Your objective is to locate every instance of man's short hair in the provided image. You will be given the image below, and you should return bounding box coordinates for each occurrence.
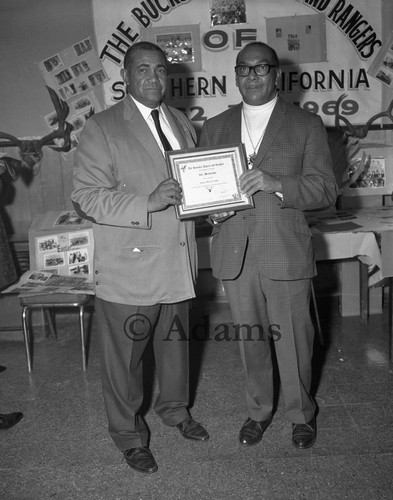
[236,42,279,67]
[123,42,167,70]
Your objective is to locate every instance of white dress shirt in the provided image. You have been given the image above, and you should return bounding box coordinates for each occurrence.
[130,96,180,154]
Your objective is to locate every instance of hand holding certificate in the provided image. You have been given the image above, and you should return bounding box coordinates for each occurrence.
[166,143,254,219]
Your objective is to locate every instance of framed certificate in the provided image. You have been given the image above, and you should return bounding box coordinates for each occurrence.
[166,143,254,219]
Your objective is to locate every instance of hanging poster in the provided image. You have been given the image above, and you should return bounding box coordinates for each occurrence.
[92,0,385,129]
[38,37,107,147]
[39,37,108,101]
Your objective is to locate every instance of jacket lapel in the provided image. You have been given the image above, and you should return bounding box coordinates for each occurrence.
[225,104,243,145]
[161,103,189,149]
[251,98,286,169]
[122,95,168,174]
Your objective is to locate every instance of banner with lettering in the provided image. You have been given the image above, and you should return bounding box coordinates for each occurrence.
[92,0,385,130]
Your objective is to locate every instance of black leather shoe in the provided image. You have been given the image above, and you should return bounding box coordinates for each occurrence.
[239,417,272,446]
[123,447,158,474]
[292,418,316,449]
[176,417,209,441]
[0,412,23,431]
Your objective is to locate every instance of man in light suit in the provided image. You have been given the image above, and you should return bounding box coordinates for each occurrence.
[72,42,208,475]
[199,42,338,449]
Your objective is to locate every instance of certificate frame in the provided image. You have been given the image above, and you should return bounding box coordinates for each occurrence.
[166,143,254,219]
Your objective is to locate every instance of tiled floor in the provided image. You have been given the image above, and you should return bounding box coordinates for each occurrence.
[1,293,393,499]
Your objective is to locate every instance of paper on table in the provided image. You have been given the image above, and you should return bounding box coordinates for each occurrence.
[1,270,94,296]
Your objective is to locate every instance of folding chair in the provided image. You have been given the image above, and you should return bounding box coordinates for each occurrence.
[20,293,93,372]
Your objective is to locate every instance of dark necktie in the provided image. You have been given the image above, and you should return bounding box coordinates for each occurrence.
[151,108,172,152]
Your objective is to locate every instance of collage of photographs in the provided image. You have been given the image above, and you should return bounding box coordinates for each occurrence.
[36,229,92,277]
[42,38,107,101]
[28,211,94,279]
[39,37,107,149]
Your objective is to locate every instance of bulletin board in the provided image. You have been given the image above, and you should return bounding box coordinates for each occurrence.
[28,210,94,278]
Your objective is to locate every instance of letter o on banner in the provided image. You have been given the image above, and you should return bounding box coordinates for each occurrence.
[203,30,229,50]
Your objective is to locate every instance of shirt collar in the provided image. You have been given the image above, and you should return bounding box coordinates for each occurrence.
[130,95,163,121]
[243,93,278,113]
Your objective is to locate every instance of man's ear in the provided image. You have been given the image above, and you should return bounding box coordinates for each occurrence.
[275,67,282,87]
[120,68,128,84]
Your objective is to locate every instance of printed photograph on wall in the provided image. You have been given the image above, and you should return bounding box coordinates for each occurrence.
[71,60,91,78]
[156,32,194,64]
[342,148,393,196]
[210,0,246,26]
[349,157,386,188]
[368,30,393,88]
[73,38,93,57]
[266,13,327,64]
[43,53,63,73]
[141,25,202,73]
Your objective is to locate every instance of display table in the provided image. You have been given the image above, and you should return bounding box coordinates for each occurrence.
[310,207,393,278]
[310,207,393,321]
[3,207,392,327]
[196,206,393,321]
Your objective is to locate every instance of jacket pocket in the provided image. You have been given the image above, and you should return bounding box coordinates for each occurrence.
[122,245,161,256]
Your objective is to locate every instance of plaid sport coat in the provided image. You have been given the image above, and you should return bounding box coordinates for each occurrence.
[199,97,338,281]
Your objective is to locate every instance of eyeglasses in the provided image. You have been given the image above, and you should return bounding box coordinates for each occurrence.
[234,64,277,77]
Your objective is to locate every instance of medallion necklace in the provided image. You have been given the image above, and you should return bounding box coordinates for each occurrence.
[242,109,266,166]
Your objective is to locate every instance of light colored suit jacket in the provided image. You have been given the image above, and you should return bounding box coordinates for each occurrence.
[199,97,338,281]
[72,95,198,305]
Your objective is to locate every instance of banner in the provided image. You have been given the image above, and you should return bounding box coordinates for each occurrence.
[92,0,386,129]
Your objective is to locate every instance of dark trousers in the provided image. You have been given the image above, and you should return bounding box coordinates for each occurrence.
[95,298,190,450]
[223,254,316,424]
